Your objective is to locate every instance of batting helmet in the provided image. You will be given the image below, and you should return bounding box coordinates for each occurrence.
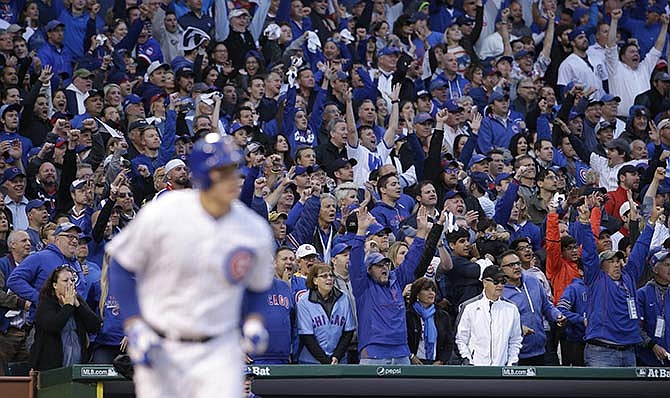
[188,133,242,189]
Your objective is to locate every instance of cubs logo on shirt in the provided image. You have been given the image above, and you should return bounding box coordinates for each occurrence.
[223,248,255,284]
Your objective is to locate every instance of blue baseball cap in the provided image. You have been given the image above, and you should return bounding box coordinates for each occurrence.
[488,90,509,104]
[568,111,583,120]
[649,3,666,14]
[54,222,82,236]
[468,154,492,169]
[294,165,313,176]
[45,20,64,31]
[414,112,435,124]
[444,190,464,200]
[495,55,513,66]
[572,7,589,23]
[230,122,252,135]
[600,93,621,103]
[366,223,391,237]
[429,78,448,91]
[2,167,25,184]
[335,71,349,81]
[494,172,512,185]
[445,100,463,112]
[470,171,491,191]
[568,27,587,41]
[514,50,534,60]
[331,243,351,258]
[122,94,142,110]
[329,158,357,171]
[457,14,476,25]
[25,199,46,214]
[364,252,391,268]
[378,46,401,57]
[70,179,87,192]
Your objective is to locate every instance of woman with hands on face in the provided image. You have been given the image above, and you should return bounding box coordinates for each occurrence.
[31,266,101,370]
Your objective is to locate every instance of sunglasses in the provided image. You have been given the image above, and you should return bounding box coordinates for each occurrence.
[117,192,133,198]
[484,278,506,285]
[444,168,459,174]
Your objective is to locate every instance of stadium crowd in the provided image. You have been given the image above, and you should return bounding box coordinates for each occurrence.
[1,0,670,380]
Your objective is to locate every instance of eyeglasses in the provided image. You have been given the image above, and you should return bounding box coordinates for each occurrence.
[484,278,506,285]
[318,273,335,279]
[58,233,80,242]
[372,259,392,268]
[117,192,133,198]
[501,261,522,268]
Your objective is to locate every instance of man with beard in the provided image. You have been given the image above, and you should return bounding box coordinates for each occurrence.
[604,165,640,222]
[26,161,58,216]
[557,27,605,99]
[164,159,190,191]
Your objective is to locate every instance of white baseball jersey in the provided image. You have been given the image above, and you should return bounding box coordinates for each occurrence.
[106,190,275,339]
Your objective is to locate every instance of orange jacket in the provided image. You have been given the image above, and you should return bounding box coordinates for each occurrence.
[545,208,601,305]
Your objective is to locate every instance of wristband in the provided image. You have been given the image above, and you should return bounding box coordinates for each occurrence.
[391,100,399,104]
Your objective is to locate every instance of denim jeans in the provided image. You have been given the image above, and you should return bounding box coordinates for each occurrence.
[584,343,636,367]
[359,356,410,365]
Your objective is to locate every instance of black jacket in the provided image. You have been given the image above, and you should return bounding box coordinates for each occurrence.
[31,293,101,371]
[406,306,454,363]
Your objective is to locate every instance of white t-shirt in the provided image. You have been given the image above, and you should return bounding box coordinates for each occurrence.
[557,53,605,99]
[106,191,275,337]
[347,141,393,186]
[606,46,661,116]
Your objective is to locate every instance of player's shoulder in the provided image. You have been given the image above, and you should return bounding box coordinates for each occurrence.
[230,200,272,231]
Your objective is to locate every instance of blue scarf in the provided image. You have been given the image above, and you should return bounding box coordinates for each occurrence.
[412,301,437,361]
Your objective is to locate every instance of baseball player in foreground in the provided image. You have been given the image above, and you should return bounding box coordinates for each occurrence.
[107,134,274,398]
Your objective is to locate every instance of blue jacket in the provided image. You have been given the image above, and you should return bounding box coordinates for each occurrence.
[0,254,27,333]
[6,243,82,322]
[370,202,405,237]
[93,291,125,347]
[58,9,104,62]
[557,278,588,342]
[584,224,653,345]
[477,113,524,154]
[636,280,670,366]
[493,179,542,252]
[297,287,355,364]
[504,273,561,358]
[242,278,293,364]
[350,234,426,359]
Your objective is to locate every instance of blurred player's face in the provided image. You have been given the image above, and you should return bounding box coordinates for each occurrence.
[207,165,242,206]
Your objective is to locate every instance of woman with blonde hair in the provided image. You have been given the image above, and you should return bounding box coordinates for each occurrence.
[296,263,355,364]
[388,241,409,270]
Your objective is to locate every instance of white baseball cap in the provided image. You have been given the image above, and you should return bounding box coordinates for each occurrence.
[296,244,318,259]
[165,159,186,175]
[619,201,637,218]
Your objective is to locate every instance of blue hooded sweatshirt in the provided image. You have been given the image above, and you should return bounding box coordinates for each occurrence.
[584,224,653,345]
[504,273,561,359]
[6,243,83,322]
[636,280,670,366]
[557,278,588,342]
[350,234,426,359]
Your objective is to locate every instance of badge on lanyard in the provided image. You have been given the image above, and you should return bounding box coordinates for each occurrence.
[655,317,666,338]
[627,296,638,320]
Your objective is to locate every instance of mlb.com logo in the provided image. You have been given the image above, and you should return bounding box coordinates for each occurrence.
[502,367,536,377]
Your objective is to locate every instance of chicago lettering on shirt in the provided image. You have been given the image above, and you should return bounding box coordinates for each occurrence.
[267,293,290,309]
[312,313,348,329]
